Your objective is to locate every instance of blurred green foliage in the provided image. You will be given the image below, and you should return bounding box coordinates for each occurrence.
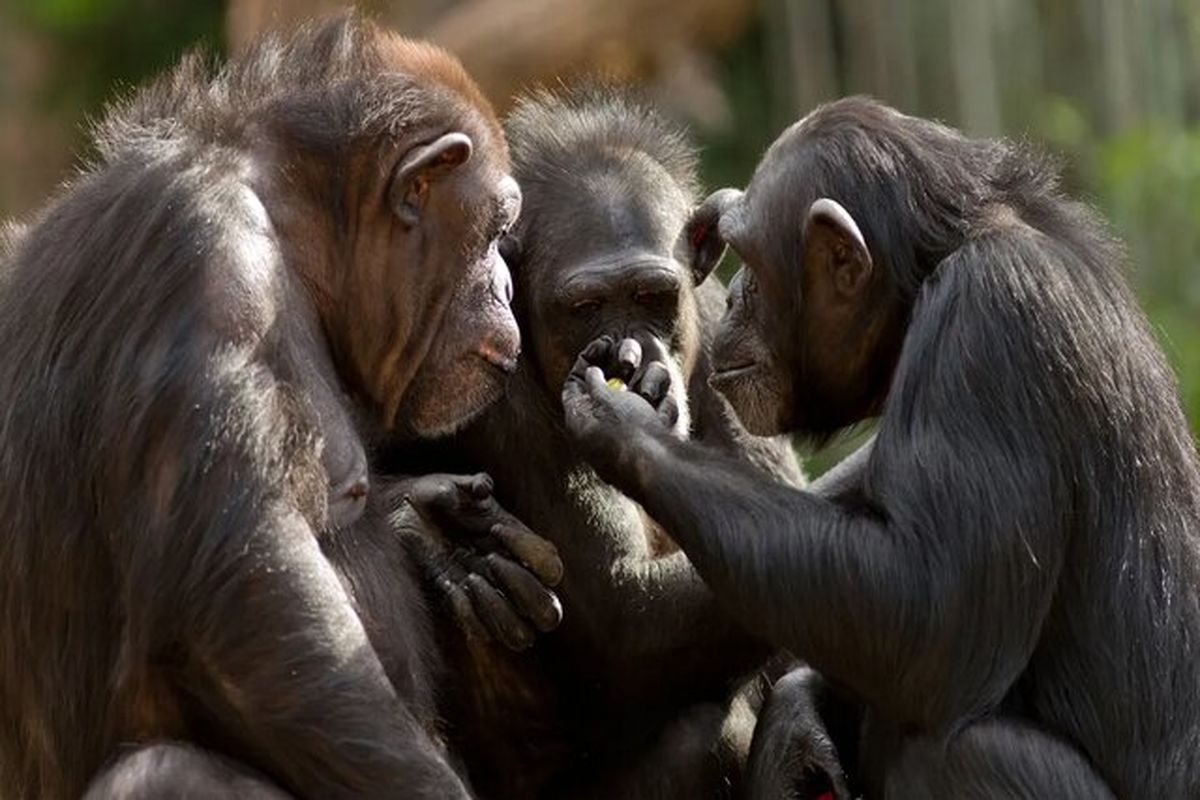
[10,0,222,127]
[700,22,1200,449]
[1038,100,1200,431]
[2,0,1197,458]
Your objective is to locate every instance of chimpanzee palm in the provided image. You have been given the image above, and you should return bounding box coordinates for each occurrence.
[563,97,1200,797]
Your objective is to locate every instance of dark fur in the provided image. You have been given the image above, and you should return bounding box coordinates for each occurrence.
[0,16,522,800]
[564,97,1200,797]
[390,87,804,798]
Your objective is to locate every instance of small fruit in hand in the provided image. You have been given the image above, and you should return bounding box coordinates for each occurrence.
[606,376,627,391]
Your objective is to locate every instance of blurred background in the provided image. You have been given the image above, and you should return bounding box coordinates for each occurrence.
[2,0,1198,461]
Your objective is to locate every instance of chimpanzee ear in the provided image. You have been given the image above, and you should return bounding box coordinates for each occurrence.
[803,198,872,298]
[391,132,474,228]
[678,188,741,285]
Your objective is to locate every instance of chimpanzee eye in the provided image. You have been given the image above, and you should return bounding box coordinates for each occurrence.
[634,289,676,308]
[571,299,602,316]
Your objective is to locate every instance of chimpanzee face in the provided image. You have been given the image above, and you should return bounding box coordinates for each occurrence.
[267,58,524,439]
[350,110,522,438]
[702,126,902,439]
[390,134,523,438]
[509,152,701,419]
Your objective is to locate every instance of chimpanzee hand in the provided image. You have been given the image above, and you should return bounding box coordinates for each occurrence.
[391,473,564,651]
[561,335,680,475]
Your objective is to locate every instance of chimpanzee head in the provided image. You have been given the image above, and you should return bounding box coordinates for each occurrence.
[688,97,982,439]
[241,20,521,437]
[501,87,707,434]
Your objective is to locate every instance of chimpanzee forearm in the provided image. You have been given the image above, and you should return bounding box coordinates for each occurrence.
[556,440,870,689]
[542,477,770,687]
[601,427,1056,729]
[806,437,873,499]
[599,550,771,686]
[179,493,467,800]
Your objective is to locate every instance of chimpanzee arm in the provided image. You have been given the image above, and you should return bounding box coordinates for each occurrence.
[121,350,469,800]
[549,431,865,687]
[806,438,873,499]
[541,470,772,690]
[457,372,774,685]
[564,234,1072,730]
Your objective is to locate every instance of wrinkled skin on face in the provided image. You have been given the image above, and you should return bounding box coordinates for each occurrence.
[703,158,906,439]
[395,163,523,438]
[507,145,700,438]
[263,73,524,441]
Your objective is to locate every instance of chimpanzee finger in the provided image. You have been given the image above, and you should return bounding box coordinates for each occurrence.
[465,574,536,651]
[435,472,493,513]
[614,338,643,381]
[638,336,671,366]
[568,365,612,403]
[439,574,492,643]
[404,473,489,519]
[464,472,493,501]
[450,549,544,641]
[575,335,617,372]
[491,521,564,586]
[657,394,680,428]
[485,553,564,632]
[635,361,672,406]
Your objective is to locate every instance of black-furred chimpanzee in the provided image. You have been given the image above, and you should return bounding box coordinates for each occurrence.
[386,87,809,799]
[561,96,1200,798]
[0,16,563,800]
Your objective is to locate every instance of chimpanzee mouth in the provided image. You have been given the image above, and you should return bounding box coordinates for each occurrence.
[476,345,520,375]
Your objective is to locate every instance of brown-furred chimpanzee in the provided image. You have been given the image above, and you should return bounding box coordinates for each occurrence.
[0,16,563,800]
[385,87,810,799]
[561,96,1200,798]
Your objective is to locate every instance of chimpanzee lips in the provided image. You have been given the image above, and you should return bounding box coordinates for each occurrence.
[477,343,520,374]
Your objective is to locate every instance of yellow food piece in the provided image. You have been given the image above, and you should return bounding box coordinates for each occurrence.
[606,377,627,391]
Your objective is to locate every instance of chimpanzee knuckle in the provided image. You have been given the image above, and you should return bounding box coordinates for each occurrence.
[423,479,456,511]
[492,522,560,577]
[485,553,561,629]
[451,546,491,578]
[580,335,614,365]
[468,472,495,499]
[635,362,670,403]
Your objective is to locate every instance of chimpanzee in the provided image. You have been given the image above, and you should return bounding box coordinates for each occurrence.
[562,96,1200,798]
[0,16,561,800]
[388,86,809,799]
[0,221,23,259]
